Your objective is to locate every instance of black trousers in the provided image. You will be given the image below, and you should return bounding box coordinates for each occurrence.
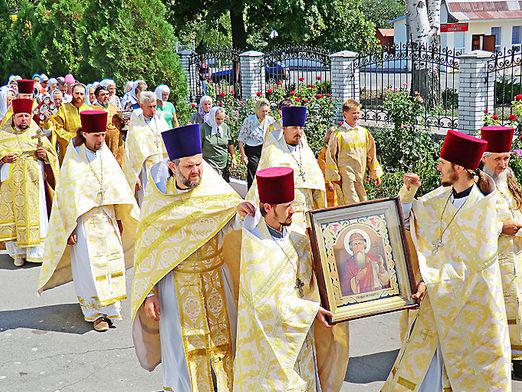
[244,144,262,190]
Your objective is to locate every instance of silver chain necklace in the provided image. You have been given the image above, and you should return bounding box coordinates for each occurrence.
[432,192,468,255]
[86,148,105,204]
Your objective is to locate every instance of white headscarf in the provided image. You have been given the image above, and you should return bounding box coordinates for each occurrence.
[204,106,225,137]
[198,95,212,118]
[0,87,15,119]
[100,78,115,89]
[154,84,170,102]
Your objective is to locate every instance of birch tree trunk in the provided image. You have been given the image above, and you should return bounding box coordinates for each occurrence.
[407,0,441,109]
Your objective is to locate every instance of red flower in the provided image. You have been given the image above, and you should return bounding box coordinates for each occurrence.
[267,89,273,94]
[515,94,522,101]
[316,93,323,99]
[310,85,316,89]
[303,98,309,103]
[295,97,301,102]
[492,114,499,120]
[219,92,226,98]
[509,114,517,121]
[338,121,343,126]
[298,77,305,82]
[290,90,295,96]
[277,81,283,85]
[483,109,489,114]
[230,89,235,95]
[326,93,331,97]
[218,102,223,107]
[256,91,262,97]
[316,75,321,80]
[191,103,196,108]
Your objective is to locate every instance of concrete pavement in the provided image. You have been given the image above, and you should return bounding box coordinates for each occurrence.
[1,254,520,391]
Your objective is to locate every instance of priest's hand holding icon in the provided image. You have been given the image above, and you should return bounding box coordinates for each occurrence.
[412,281,426,304]
[67,232,77,245]
[144,295,161,321]
[237,201,255,218]
[316,307,333,328]
[36,146,47,160]
[1,154,17,163]
[502,218,522,236]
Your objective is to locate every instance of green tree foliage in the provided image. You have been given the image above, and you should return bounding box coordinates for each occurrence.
[79,0,187,114]
[0,0,40,80]
[166,0,378,52]
[33,0,87,76]
[361,0,405,28]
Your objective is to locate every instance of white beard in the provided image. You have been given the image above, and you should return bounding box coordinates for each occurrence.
[483,166,509,189]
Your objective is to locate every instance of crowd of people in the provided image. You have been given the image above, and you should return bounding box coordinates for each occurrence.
[0,72,521,391]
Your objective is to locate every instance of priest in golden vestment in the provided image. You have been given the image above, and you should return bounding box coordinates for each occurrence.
[123,91,169,206]
[234,167,340,391]
[130,124,248,392]
[383,130,511,391]
[38,110,139,332]
[51,82,91,163]
[90,85,124,166]
[0,98,58,266]
[245,106,348,391]
[481,125,522,378]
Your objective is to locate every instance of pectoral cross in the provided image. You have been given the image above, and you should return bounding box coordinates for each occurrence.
[431,239,443,255]
[31,128,46,147]
[295,277,305,298]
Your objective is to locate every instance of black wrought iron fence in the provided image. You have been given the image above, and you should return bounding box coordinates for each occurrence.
[258,45,332,95]
[187,47,241,102]
[487,46,522,123]
[357,43,461,133]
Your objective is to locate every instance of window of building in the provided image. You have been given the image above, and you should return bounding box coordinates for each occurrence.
[513,26,522,47]
[491,26,502,52]
[454,32,465,51]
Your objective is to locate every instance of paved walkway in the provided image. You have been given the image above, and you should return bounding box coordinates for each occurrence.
[0,255,520,391]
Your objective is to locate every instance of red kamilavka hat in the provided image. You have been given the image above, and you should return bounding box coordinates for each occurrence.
[80,110,108,133]
[481,126,514,153]
[17,79,34,94]
[440,129,488,170]
[11,98,33,114]
[257,167,295,204]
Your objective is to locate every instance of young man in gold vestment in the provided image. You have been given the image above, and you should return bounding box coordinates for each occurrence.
[130,124,250,392]
[325,99,383,205]
[38,110,139,332]
[481,125,522,378]
[0,98,58,266]
[384,130,511,391]
[234,166,336,391]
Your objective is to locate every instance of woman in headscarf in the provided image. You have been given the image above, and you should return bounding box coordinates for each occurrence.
[121,80,147,110]
[154,84,179,128]
[0,87,16,121]
[85,83,96,105]
[200,106,237,179]
[190,95,212,125]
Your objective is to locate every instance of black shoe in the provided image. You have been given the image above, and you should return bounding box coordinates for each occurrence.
[513,360,522,380]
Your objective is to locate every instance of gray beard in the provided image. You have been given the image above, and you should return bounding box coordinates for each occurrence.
[483,166,509,189]
[355,252,366,268]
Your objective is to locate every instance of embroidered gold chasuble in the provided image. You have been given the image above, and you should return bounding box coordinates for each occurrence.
[383,184,511,391]
[245,129,326,227]
[130,161,242,391]
[234,218,320,391]
[123,113,169,192]
[324,124,383,205]
[37,143,139,302]
[0,122,58,255]
[496,183,522,359]
[51,102,91,163]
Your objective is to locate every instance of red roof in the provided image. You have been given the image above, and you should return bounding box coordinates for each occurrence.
[447,0,522,20]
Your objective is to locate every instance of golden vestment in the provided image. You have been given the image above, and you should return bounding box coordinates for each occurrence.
[130,161,242,391]
[496,182,522,360]
[51,102,91,163]
[91,103,124,167]
[325,124,383,205]
[0,122,58,259]
[384,184,511,391]
[317,146,337,207]
[37,143,139,303]
[123,112,169,194]
[234,218,320,391]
